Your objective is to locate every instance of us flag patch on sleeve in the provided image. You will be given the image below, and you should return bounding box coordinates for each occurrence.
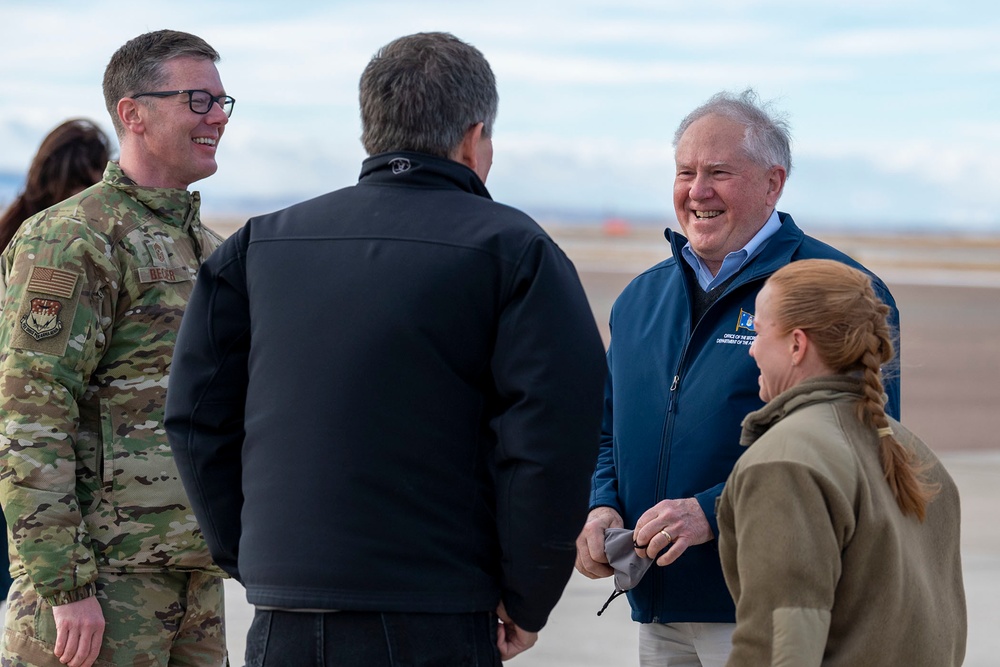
[11,265,81,356]
[26,266,78,298]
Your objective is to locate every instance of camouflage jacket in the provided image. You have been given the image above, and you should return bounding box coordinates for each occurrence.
[0,162,225,605]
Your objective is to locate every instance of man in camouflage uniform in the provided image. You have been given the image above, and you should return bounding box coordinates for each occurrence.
[0,30,233,667]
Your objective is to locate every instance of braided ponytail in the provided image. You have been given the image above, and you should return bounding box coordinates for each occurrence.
[765,259,938,520]
[857,314,939,520]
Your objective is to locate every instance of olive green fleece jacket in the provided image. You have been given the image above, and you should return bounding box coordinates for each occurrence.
[718,375,966,666]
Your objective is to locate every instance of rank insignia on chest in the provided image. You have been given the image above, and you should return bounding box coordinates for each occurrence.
[21,297,64,341]
[145,239,170,266]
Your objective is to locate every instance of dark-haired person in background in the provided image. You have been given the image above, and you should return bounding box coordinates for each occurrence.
[0,118,113,251]
[0,29,233,667]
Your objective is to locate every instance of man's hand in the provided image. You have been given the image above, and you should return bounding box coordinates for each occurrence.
[52,596,105,667]
[574,506,624,578]
[633,497,713,566]
[495,601,538,661]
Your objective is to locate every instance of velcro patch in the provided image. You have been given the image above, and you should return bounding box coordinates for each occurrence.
[20,298,65,340]
[145,239,170,267]
[26,265,78,298]
[12,285,80,357]
[137,266,190,284]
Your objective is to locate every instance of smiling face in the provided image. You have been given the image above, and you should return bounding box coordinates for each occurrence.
[748,283,797,402]
[673,113,786,274]
[124,56,228,189]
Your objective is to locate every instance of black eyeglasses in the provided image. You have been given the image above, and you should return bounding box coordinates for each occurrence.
[132,89,236,117]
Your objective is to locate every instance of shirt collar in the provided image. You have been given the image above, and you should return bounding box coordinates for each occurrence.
[681,209,782,291]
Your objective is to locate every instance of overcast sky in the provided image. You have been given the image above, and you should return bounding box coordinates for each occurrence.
[2,0,998,232]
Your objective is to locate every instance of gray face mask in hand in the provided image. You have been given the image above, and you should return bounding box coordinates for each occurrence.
[597,527,654,616]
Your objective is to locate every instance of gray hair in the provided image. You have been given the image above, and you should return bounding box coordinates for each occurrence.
[673,88,792,176]
[359,32,499,158]
[103,30,221,139]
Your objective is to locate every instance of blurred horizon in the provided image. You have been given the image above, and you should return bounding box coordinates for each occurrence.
[5,168,1000,240]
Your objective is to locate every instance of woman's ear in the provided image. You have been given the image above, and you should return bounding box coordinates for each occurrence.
[789,328,808,366]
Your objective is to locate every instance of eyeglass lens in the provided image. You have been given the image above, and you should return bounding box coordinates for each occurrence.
[189,91,235,116]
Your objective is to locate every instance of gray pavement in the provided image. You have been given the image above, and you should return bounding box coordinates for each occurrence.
[222,450,998,665]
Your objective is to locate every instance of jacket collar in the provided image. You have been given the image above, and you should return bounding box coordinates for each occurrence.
[359,151,493,200]
[665,211,804,290]
[739,374,865,447]
[104,161,200,230]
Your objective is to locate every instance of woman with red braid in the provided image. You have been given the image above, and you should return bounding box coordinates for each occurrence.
[717,258,966,666]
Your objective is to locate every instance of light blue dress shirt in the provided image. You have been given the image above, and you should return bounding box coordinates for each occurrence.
[680,210,782,291]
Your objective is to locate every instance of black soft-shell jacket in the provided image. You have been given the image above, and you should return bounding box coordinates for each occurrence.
[165,152,607,632]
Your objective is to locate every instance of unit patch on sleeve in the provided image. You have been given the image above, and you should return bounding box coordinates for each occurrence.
[21,298,64,340]
[11,265,82,356]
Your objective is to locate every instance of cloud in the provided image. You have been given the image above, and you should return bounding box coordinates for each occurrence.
[798,132,1000,191]
[488,133,673,214]
[786,137,1000,229]
[493,53,849,86]
[2,0,999,231]
[810,26,1000,57]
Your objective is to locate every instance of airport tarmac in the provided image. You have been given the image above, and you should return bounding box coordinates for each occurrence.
[221,450,999,665]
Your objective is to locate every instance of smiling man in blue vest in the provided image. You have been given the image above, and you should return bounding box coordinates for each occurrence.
[575,88,901,667]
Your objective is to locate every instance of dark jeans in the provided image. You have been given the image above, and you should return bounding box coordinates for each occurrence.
[245,608,502,666]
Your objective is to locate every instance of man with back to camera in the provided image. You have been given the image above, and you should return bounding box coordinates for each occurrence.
[0,30,233,667]
[165,31,607,666]
[574,89,901,666]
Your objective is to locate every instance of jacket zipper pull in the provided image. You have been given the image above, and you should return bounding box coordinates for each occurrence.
[667,375,680,413]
